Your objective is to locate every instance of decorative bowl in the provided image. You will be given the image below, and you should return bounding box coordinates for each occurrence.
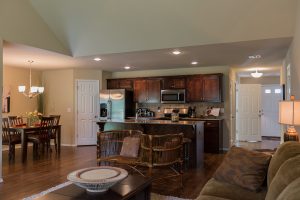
[67,166,128,193]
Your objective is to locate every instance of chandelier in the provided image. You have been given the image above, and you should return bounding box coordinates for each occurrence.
[251,69,263,78]
[18,60,44,98]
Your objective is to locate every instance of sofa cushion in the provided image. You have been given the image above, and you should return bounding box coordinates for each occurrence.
[267,142,300,187]
[266,155,300,200]
[276,177,300,200]
[213,146,271,191]
[199,178,267,200]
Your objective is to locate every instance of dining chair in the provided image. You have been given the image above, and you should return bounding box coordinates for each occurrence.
[49,115,60,152]
[28,116,55,157]
[2,118,21,160]
[8,116,24,126]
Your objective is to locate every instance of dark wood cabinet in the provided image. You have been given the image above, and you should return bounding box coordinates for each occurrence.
[108,73,222,103]
[202,75,222,102]
[162,77,186,89]
[186,76,204,102]
[107,79,133,89]
[204,120,223,153]
[133,79,161,103]
[186,74,222,102]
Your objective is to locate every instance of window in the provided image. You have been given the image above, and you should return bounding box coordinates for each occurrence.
[275,89,281,94]
[265,89,271,94]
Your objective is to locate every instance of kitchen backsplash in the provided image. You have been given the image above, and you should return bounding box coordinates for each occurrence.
[137,102,224,118]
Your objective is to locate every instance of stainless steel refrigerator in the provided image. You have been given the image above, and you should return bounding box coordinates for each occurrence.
[99,89,134,120]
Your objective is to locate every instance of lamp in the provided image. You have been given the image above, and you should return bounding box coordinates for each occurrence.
[251,69,263,78]
[279,95,300,141]
[18,60,44,98]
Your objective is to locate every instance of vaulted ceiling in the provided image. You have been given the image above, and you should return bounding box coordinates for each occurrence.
[3,0,298,71]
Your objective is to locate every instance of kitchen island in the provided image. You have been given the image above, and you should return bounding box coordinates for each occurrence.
[96,119,204,168]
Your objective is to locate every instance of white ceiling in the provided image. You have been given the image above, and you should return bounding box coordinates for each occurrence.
[3,1,297,71]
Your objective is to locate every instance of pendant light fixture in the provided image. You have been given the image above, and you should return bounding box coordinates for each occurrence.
[18,60,44,98]
[251,69,263,78]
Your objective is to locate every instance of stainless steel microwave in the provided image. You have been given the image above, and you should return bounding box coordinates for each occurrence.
[161,89,185,104]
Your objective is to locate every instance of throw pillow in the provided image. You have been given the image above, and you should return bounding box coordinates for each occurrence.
[120,137,140,158]
[213,146,272,191]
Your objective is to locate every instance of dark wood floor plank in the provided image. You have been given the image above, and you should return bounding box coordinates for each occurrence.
[0,146,224,200]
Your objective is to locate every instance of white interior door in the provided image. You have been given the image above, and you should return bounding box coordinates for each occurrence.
[236,84,262,141]
[77,80,99,145]
[261,85,282,137]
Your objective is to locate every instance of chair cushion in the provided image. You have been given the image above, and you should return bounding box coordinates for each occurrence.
[120,137,140,158]
[266,155,300,200]
[267,142,300,187]
[276,177,300,200]
[213,146,271,191]
[200,178,267,200]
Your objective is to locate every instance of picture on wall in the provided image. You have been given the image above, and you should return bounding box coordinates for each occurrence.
[2,86,11,113]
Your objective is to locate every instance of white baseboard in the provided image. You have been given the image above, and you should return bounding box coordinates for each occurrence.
[61,144,77,147]
[221,148,229,152]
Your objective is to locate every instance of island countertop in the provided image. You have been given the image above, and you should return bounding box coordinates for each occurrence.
[96,119,205,168]
[96,119,202,126]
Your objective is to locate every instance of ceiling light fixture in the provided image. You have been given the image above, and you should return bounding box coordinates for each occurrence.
[191,61,198,65]
[18,60,44,98]
[172,50,181,55]
[124,66,131,70]
[248,55,261,59]
[93,57,102,61]
[251,69,263,78]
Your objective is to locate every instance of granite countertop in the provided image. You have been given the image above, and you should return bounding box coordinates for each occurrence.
[125,117,224,121]
[97,119,203,126]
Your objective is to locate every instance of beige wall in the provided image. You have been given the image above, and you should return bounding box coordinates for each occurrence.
[239,76,280,85]
[110,66,231,149]
[74,69,102,88]
[284,1,300,133]
[42,69,74,145]
[42,68,103,145]
[3,66,41,117]
[0,39,3,181]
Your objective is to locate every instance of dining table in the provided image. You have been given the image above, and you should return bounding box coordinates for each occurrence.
[9,124,62,162]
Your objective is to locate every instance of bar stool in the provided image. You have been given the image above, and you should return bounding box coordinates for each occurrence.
[183,137,192,169]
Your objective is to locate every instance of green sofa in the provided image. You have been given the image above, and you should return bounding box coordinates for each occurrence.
[197,142,300,200]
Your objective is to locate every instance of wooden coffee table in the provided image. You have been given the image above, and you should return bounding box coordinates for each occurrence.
[36,175,152,200]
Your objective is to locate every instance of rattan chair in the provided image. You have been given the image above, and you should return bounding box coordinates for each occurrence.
[2,118,21,160]
[97,130,144,176]
[49,115,60,152]
[140,133,184,187]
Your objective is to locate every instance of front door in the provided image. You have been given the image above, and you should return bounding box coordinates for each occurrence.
[236,84,261,141]
[261,85,282,137]
[77,80,99,145]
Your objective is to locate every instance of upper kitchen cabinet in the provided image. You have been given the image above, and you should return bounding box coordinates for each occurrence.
[162,77,186,89]
[134,79,161,103]
[186,74,222,102]
[107,79,133,90]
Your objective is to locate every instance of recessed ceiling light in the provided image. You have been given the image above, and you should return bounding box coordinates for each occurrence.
[172,50,181,55]
[248,55,261,59]
[124,66,131,70]
[93,57,102,61]
[191,61,198,65]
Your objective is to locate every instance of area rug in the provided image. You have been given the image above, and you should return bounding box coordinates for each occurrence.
[23,181,193,200]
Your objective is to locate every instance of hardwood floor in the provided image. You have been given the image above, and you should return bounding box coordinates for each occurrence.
[0,146,224,200]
